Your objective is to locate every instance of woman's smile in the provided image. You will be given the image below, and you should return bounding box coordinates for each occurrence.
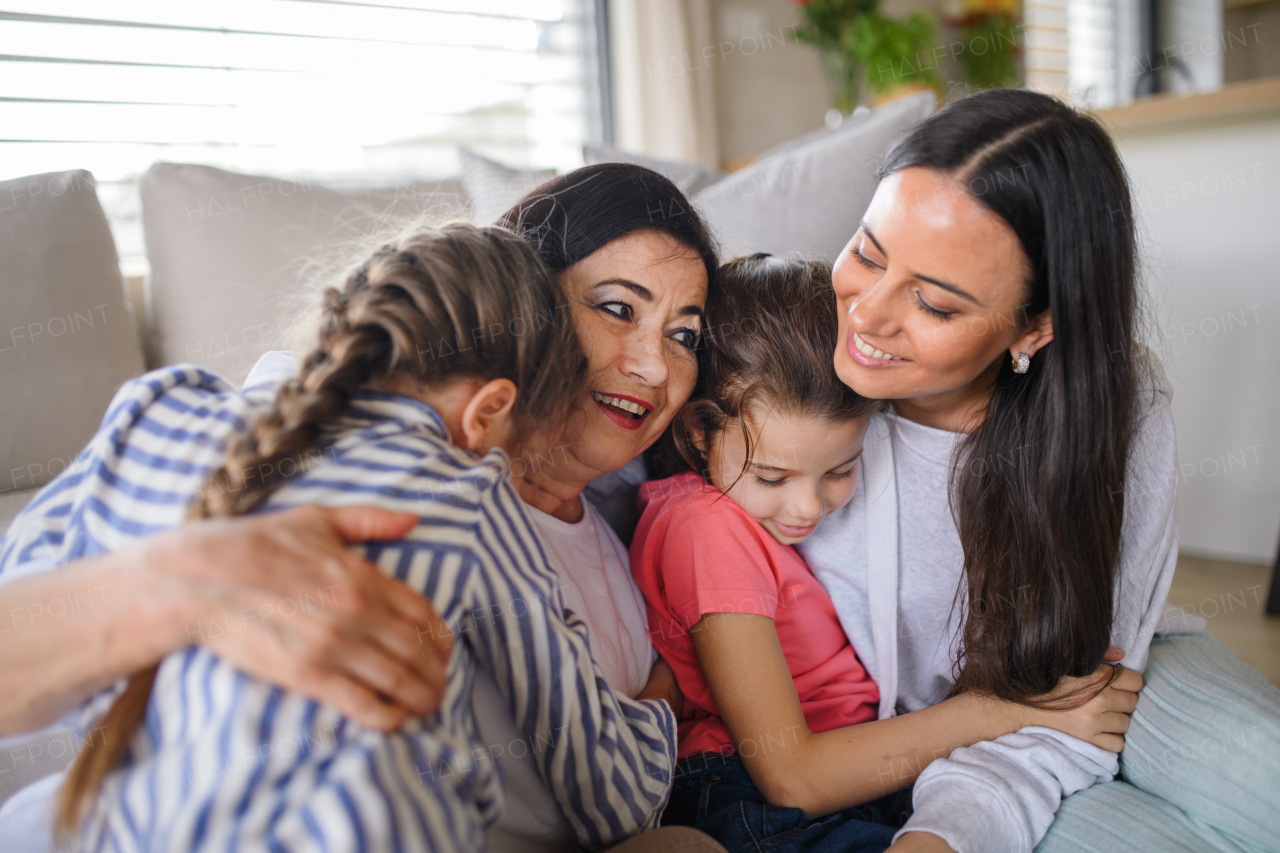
[590,390,654,431]
[847,330,907,367]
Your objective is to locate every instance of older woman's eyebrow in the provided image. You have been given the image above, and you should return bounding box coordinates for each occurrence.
[596,278,703,318]
[596,278,652,300]
[860,222,984,307]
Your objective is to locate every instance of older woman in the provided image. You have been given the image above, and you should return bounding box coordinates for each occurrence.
[0,164,724,853]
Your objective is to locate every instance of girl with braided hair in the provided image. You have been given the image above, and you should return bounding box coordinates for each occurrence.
[0,223,687,852]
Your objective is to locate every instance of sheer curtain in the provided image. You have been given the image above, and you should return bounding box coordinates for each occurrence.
[608,0,720,169]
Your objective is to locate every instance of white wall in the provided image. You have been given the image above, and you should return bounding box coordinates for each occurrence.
[1115,115,1280,564]
[708,0,829,165]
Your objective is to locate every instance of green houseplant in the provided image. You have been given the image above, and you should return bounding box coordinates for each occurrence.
[852,9,941,101]
[795,0,940,113]
[944,0,1024,92]
[794,0,877,115]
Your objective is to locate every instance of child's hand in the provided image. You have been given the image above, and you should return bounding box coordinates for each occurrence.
[1021,663,1143,752]
[638,657,684,719]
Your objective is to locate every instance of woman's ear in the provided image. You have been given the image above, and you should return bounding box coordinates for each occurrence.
[1010,309,1054,362]
[458,378,517,454]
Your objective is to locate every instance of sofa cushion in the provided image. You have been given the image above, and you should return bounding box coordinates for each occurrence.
[754,105,877,164]
[458,150,554,224]
[139,164,468,384]
[0,170,146,496]
[693,92,936,262]
[0,487,41,538]
[582,143,724,196]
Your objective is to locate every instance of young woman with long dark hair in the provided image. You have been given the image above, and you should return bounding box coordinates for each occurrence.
[800,88,1279,853]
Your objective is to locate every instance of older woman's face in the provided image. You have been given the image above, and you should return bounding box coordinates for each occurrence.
[832,167,1040,419]
[559,229,708,474]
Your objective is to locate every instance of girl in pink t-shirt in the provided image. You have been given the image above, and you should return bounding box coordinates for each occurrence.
[630,255,1141,853]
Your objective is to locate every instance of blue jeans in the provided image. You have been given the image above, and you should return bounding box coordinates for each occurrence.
[662,753,911,853]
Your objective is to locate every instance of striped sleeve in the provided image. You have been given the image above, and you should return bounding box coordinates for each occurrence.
[461,479,677,850]
[0,365,236,575]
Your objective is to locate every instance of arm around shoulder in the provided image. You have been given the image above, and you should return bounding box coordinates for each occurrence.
[0,505,445,736]
[0,540,191,733]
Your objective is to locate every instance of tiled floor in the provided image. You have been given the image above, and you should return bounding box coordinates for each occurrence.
[1167,555,1280,685]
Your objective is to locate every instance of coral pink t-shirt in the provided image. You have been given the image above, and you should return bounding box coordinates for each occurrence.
[630,473,879,760]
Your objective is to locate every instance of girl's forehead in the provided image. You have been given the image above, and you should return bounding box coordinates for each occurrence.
[727,409,866,469]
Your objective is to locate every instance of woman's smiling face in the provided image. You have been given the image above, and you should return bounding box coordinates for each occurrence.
[558,229,709,474]
[832,167,1045,428]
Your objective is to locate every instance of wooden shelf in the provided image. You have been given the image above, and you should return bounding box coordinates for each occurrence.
[1097,76,1280,132]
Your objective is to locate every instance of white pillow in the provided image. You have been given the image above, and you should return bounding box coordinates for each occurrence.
[140,163,467,384]
[694,92,936,262]
[458,150,554,224]
[0,170,146,496]
[582,143,724,196]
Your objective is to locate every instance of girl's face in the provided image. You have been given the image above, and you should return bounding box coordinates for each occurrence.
[559,230,709,475]
[832,167,1050,428]
[703,407,868,546]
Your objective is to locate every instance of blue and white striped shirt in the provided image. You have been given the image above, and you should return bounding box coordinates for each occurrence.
[0,366,677,852]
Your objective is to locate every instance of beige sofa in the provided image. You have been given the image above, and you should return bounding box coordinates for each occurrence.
[0,93,935,539]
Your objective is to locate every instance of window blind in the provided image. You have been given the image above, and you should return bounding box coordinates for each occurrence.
[1067,0,1120,108]
[0,0,600,266]
[1024,0,1070,97]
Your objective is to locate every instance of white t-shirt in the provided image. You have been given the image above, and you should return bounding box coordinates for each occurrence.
[476,496,654,853]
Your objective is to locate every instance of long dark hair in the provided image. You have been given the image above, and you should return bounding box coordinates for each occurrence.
[670,254,878,483]
[497,162,718,286]
[57,223,586,838]
[878,88,1140,705]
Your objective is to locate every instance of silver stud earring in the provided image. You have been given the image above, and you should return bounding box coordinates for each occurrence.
[1013,351,1030,374]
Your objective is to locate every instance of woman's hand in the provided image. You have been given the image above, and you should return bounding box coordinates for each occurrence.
[1019,661,1143,753]
[637,657,683,719]
[146,505,454,732]
[0,505,452,735]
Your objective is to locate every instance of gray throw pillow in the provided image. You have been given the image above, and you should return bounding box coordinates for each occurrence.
[693,92,936,262]
[582,144,724,196]
[140,163,468,384]
[0,170,146,496]
[458,150,555,224]
[753,105,873,162]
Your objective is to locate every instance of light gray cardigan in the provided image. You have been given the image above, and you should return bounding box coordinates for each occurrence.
[799,372,1187,853]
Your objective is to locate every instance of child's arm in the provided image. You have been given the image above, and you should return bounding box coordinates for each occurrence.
[692,611,1141,819]
[637,657,684,718]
